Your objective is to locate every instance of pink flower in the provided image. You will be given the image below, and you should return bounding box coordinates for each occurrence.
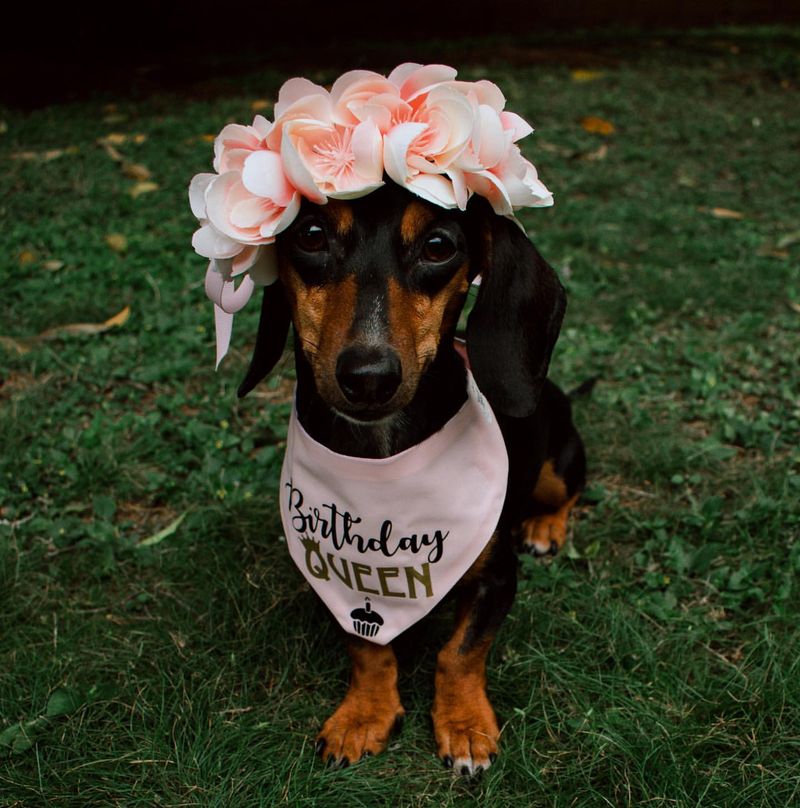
[204,155,300,246]
[383,84,476,208]
[190,62,556,368]
[281,119,384,201]
[330,70,399,127]
[388,63,459,102]
[213,115,272,174]
[465,145,553,216]
[266,78,332,151]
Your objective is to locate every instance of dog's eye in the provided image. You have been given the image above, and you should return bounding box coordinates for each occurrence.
[295,223,328,253]
[422,233,457,264]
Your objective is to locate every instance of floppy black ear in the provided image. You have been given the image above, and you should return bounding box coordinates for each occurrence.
[237,280,291,398]
[466,207,566,418]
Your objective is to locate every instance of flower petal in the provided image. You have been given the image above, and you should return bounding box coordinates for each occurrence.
[230,196,270,229]
[274,77,329,118]
[446,168,470,210]
[189,173,215,219]
[465,169,513,216]
[241,149,294,204]
[231,246,260,276]
[261,192,301,237]
[476,104,507,169]
[327,181,385,200]
[331,70,397,126]
[388,62,422,87]
[384,122,429,185]
[500,110,533,141]
[247,245,279,286]
[399,64,459,101]
[406,173,458,208]
[351,119,384,183]
[251,114,272,138]
[191,223,242,259]
[280,127,327,204]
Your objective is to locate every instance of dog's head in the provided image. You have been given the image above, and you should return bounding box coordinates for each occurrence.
[238,183,565,420]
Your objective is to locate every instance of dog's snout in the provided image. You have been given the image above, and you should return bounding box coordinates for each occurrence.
[336,346,402,407]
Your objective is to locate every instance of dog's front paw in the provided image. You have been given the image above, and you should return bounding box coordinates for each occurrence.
[316,692,405,768]
[431,690,499,776]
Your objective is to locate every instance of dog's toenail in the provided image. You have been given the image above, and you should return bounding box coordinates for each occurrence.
[315,738,326,756]
[489,753,497,764]
[443,755,453,769]
[461,765,471,776]
[549,539,558,556]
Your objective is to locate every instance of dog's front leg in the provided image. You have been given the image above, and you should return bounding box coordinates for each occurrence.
[316,637,405,767]
[431,537,517,775]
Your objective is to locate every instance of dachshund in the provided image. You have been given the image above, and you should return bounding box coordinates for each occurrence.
[236,181,586,775]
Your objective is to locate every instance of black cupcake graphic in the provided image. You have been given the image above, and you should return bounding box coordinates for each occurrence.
[350,598,384,638]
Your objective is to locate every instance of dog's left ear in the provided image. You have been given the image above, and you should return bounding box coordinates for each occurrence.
[466,204,566,418]
[237,280,291,398]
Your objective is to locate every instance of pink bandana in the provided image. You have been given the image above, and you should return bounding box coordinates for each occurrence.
[279,373,508,645]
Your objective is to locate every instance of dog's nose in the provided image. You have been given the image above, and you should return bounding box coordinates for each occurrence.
[336,346,402,406]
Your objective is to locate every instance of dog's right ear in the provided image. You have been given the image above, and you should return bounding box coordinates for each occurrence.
[237,280,291,398]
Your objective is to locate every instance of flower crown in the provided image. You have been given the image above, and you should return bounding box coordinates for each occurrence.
[189,63,553,367]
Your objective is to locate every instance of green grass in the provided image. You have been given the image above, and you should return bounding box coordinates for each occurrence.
[2,27,800,807]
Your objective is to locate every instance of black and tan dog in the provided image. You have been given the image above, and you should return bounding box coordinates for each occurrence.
[237,182,586,774]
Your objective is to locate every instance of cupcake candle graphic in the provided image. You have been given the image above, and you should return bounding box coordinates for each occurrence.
[350,598,385,638]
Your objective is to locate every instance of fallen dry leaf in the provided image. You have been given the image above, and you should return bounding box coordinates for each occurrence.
[580,116,616,136]
[137,512,187,548]
[200,134,216,143]
[98,140,124,162]
[19,250,36,265]
[103,132,128,146]
[43,260,65,272]
[39,306,131,340]
[105,234,128,253]
[582,143,608,161]
[128,181,159,198]
[0,336,35,355]
[133,133,147,145]
[710,207,745,220]
[777,230,800,249]
[538,140,574,157]
[121,162,152,181]
[250,99,271,111]
[758,248,789,260]
[789,301,800,314]
[0,307,130,355]
[0,121,7,134]
[11,147,76,163]
[571,69,604,82]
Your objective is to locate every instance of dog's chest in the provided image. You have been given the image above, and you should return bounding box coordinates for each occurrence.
[278,372,508,644]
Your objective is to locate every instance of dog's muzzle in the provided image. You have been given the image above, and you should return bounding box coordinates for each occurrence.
[335,345,402,408]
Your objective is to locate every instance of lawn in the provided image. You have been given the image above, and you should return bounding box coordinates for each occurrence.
[1,26,799,807]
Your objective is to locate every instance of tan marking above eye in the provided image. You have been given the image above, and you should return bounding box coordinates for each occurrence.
[325,200,354,236]
[400,201,436,245]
